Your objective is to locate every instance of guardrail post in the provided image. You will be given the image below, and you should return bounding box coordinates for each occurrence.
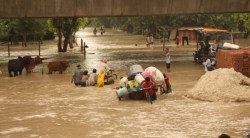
[81,39,83,52]
[84,42,86,56]
[38,40,41,56]
[8,42,10,57]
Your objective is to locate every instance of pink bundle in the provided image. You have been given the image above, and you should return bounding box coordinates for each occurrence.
[140,71,151,78]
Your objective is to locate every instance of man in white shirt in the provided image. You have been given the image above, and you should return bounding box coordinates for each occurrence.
[202,58,213,72]
[88,68,98,86]
[99,58,110,75]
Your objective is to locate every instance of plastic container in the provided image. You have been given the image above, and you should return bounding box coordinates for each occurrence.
[135,74,145,84]
[116,87,128,97]
[119,77,128,87]
[129,64,144,75]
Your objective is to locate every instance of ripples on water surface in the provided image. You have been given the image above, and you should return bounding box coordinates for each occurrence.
[0,28,250,138]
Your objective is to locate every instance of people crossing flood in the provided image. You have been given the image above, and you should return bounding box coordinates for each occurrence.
[142,77,157,101]
[0,27,249,138]
[116,64,170,102]
[71,64,83,86]
[87,68,98,86]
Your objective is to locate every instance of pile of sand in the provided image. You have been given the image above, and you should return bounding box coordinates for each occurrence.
[186,68,250,102]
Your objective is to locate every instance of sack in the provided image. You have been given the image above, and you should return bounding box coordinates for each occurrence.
[144,66,165,85]
[167,84,172,93]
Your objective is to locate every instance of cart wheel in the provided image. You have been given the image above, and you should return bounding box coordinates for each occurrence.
[149,98,153,104]
[116,91,122,101]
[118,97,121,101]
[149,99,152,104]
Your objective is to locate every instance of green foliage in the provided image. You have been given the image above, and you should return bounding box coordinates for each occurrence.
[49,17,89,52]
[50,17,88,35]
[77,18,89,29]
[1,13,249,42]
[89,13,250,36]
[239,13,250,33]
[0,18,54,41]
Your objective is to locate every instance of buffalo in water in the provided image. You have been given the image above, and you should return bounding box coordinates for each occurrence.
[8,56,44,77]
[47,61,70,74]
[8,56,30,77]
[23,56,43,73]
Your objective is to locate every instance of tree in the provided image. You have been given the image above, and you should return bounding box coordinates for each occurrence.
[51,18,64,52]
[51,17,88,52]
[239,13,250,36]
[89,14,250,36]
[0,19,50,46]
[15,19,38,47]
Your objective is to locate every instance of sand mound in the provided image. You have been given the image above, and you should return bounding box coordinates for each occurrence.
[186,68,250,102]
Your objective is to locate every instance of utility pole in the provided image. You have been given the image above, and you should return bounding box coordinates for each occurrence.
[84,42,86,56]
[81,38,83,52]
[8,41,10,57]
[38,40,41,56]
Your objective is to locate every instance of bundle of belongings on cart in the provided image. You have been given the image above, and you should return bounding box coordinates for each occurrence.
[116,64,172,101]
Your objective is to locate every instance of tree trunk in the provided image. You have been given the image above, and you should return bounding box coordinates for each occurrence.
[54,17,78,52]
[72,32,76,43]
[52,18,64,52]
[63,36,69,52]
[10,37,13,45]
[69,37,74,49]
[22,33,27,47]
[57,28,63,52]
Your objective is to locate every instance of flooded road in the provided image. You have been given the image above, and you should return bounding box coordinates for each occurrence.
[0,28,250,138]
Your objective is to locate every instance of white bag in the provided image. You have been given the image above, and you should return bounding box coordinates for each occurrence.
[223,42,240,49]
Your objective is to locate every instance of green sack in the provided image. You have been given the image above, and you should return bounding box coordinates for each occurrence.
[167,84,172,93]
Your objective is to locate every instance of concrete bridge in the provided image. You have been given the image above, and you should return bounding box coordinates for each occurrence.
[0,0,249,18]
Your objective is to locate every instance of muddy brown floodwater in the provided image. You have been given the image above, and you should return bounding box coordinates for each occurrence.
[0,27,250,138]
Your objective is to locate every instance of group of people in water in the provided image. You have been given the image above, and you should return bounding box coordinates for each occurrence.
[71,58,110,87]
[71,65,98,87]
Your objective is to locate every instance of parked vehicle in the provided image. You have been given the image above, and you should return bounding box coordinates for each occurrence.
[190,27,233,65]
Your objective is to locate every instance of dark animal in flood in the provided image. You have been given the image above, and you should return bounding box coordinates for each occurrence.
[47,61,70,74]
[8,56,30,77]
[23,56,43,73]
